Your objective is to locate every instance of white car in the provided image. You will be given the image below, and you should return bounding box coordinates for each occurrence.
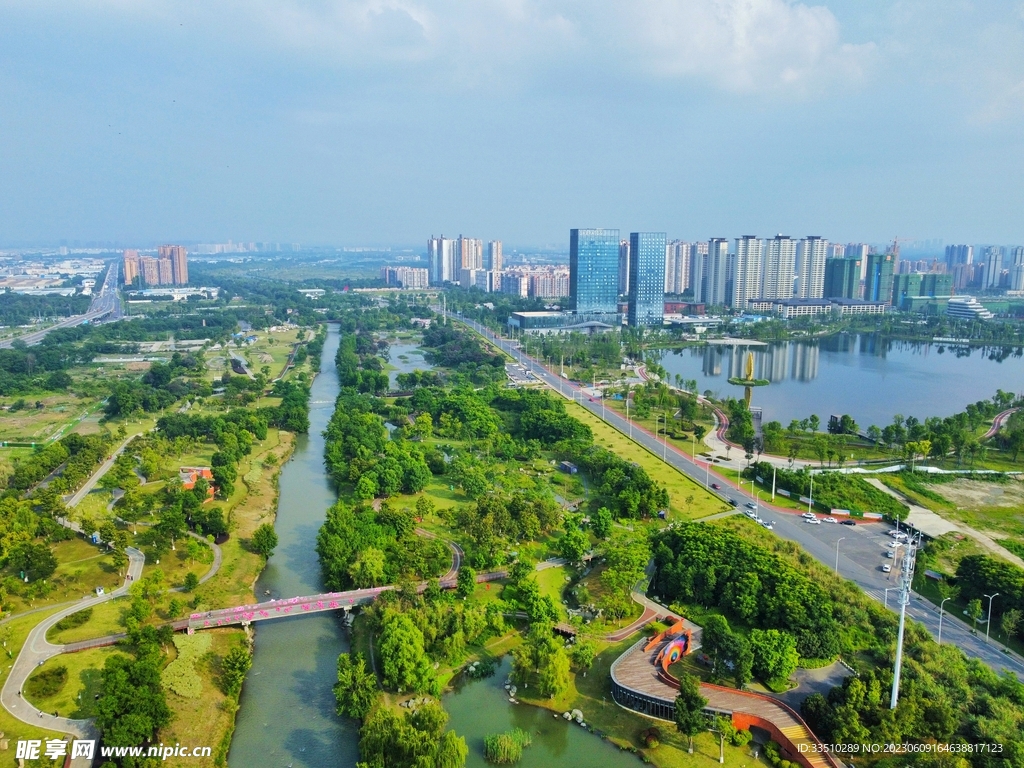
[822,517,838,524]
[886,551,895,558]
[882,564,892,572]
[888,541,901,548]
[805,517,821,524]
[802,512,816,519]
[890,531,908,540]
[760,521,774,530]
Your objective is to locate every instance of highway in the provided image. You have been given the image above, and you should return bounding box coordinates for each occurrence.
[456,314,1024,681]
[0,260,121,349]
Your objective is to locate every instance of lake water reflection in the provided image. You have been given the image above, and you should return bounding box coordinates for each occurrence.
[656,334,1024,428]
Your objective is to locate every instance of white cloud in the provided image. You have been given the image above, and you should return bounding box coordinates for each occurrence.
[52,0,868,95]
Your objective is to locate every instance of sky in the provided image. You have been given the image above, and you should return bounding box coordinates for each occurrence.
[1,1,1023,249]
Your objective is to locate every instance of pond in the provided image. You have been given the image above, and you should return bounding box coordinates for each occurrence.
[387,339,433,389]
[655,334,1024,428]
[444,657,641,768]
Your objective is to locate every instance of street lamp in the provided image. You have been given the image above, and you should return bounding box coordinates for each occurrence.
[938,596,953,644]
[984,593,1000,644]
[835,537,845,574]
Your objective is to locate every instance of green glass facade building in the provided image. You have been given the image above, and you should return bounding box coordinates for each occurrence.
[627,231,667,326]
[570,228,620,314]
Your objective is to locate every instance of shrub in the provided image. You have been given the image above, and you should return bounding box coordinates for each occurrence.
[484,728,533,764]
[731,729,752,747]
[53,608,93,632]
[26,665,68,699]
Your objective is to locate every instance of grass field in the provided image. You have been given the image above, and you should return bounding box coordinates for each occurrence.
[536,566,569,621]
[567,403,729,521]
[24,646,122,719]
[0,392,103,442]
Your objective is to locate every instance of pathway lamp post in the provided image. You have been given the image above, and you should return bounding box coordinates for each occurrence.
[984,593,1000,644]
[835,537,845,574]
[938,596,953,644]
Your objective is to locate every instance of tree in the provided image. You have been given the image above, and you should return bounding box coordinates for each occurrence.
[182,571,200,592]
[591,506,613,539]
[378,612,438,695]
[538,647,570,698]
[97,653,171,749]
[749,629,798,683]
[220,645,252,697]
[570,640,596,672]
[557,525,588,564]
[348,547,386,587]
[675,672,707,753]
[456,565,477,598]
[7,541,57,582]
[1001,608,1022,642]
[250,523,279,558]
[334,652,379,720]
[808,414,820,433]
[967,598,983,631]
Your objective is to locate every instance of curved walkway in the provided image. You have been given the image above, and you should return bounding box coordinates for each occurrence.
[0,547,145,739]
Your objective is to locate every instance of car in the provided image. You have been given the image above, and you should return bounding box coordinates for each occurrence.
[891,531,908,540]
[745,502,756,509]
[886,551,895,558]
[840,519,856,526]
[822,517,838,524]
[726,498,737,507]
[888,541,901,548]
[760,521,774,530]
[753,516,764,524]
[805,517,821,524]
[882,564,892,572]
[711,483,721,490]
[745,510,757,519]
[802,511,816,519]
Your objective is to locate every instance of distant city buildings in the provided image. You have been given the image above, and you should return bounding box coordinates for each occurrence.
[762,236,797,300]
[824,256,862,300]
[796,236,827,298]
[731,236,763,310]
[124,246,189,287]
[664,241,691,295]
[864,251,895,303]
[381,266,429,289]
[618,239,630,295]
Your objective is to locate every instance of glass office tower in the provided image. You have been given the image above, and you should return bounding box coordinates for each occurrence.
[570,229,620,314]
[628,232,667,326]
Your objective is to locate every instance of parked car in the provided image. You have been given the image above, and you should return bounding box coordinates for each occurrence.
[802,511,816,519]
[805,517,821,524]
[888,541,901,548]
[760,520,774,530]
[711,483,721,490]
[822,517,838,524]
[886,551,895,558]
[727,498,737,507]
[882,564,892,573]
[840,519,856,526]
[745,502,756,509]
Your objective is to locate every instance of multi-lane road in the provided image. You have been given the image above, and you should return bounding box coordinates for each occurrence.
[456,314,1024,681]
[0,260,121,349]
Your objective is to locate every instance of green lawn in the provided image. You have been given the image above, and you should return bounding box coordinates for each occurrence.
[24,646,122,719]
[567,403,729,521]
[535,566,569,621]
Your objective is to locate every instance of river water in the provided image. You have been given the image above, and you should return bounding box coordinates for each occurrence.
[229,324,360,768]
[656,334,1024,428]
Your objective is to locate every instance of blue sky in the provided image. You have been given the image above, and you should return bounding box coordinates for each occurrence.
[1,1,1022,248]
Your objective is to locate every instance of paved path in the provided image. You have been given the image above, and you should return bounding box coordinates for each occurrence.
[0,548,144,740]
[983,408,1018,439]
[65,434,138,508]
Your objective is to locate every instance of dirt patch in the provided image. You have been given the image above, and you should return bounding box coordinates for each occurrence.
[935,478,1024,510]
[125,361,151,372]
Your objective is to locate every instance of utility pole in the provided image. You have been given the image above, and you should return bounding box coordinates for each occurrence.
[771,465,777,501]
[890,533,919,709]
[938,596,952,644]
[984,593,1000,644]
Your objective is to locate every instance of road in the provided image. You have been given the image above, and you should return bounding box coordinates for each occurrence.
[457,314,1024,681]
[65,433,138,508]
[0,260,121,349]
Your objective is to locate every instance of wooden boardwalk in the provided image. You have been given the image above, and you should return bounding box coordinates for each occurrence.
[610,637,841,768]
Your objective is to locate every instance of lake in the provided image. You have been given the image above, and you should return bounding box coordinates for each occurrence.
[655,334,1024,428]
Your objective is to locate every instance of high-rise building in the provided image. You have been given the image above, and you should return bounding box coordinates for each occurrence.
[156,245,188,285]
[381,266,429,289]
[570,229,620,314]
[945,244,974,271]
[529,271,571,299]
[157,257,173,285]
[864,252,895,303]
[846,243,870,280]
[140,256,160,286]
[459,236,483,270]
[980,246,1004,289]
[796,236,828,298]
[501,273,529,297]
[731,236,763,309]
[693,239,729,306]
[824,257,862,299]
[485,241,503,272]
[828,243,846,258]
[762,235,797,300]
[665,241,691,295]
[1011,264,1024,292]
[427,236,458,284]
[1009,246,1024,268]
[122,249,140,285]
[618,240,630,295]
[627,232,667,326]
